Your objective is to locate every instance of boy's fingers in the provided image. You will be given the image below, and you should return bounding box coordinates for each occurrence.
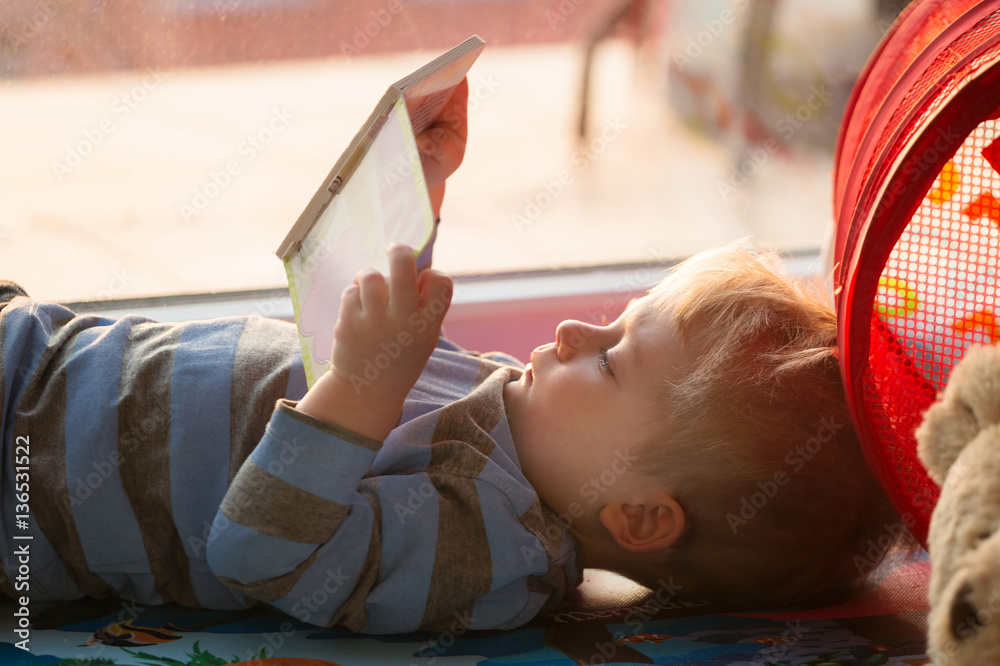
[418,127,466,175]
[451,77,469,107]
[338,283,361,320]
[356,268,388,312]
[418,78,469,155]
[417,134,435,155]
[439,132,465,170]
[387,244,419,310]
[417,269,453,320]
[418,127,451,157]
[335,284,362,344]
[443,78,469,140]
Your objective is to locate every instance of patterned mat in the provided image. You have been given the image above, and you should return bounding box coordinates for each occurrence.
[0,552,931,665]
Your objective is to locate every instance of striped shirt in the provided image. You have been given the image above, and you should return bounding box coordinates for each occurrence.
[0,297,579,632]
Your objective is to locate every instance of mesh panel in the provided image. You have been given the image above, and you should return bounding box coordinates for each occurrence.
[848,1,974,191]
[834,1,1000,546]
[857,11,1000,259]
[865,118,1000,527]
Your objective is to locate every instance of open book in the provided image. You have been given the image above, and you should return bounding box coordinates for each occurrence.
[275,35,485,387]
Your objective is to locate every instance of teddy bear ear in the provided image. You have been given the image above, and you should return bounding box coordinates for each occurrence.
[916,399,980,484]
[916,344,1000,483]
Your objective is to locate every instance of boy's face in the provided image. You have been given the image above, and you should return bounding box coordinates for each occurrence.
[504,295,691,523]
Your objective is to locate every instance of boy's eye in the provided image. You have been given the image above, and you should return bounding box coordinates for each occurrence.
[598,348,614,376]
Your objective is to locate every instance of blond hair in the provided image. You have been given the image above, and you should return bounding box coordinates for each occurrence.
[635,243,904,609]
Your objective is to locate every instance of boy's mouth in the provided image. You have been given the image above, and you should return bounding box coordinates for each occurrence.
[524,365,533,385]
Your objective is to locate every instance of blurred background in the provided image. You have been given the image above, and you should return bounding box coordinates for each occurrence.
[0,0,909,303]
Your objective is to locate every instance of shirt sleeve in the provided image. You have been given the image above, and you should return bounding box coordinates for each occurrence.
[206,399,555,633]
[206,399,383,629]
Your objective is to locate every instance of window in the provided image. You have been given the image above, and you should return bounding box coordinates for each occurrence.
[1,0,888,304]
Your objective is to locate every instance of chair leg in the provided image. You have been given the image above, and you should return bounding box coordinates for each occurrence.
[578,0,644,140]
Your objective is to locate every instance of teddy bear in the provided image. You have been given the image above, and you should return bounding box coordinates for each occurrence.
[916,342,1000,665]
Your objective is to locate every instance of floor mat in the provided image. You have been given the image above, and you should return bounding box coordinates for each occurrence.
[1,553,931,665]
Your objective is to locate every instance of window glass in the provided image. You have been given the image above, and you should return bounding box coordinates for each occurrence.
[0,0,889,302]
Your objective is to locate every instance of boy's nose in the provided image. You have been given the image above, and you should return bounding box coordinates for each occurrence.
[555,319,595,362]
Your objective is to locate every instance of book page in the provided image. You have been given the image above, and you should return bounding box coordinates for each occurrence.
[284,97,434,386]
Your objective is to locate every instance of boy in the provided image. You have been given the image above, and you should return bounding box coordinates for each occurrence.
[0,80,900,633]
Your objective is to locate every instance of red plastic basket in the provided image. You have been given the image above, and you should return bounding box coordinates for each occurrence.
[834,0,1000,548]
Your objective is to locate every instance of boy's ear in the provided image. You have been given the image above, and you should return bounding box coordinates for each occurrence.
[599,491,685,554]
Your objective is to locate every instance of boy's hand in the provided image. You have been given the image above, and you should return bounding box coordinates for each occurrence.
[417,77,468,220]
[332,244,452,399]
[296,245,453,441]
